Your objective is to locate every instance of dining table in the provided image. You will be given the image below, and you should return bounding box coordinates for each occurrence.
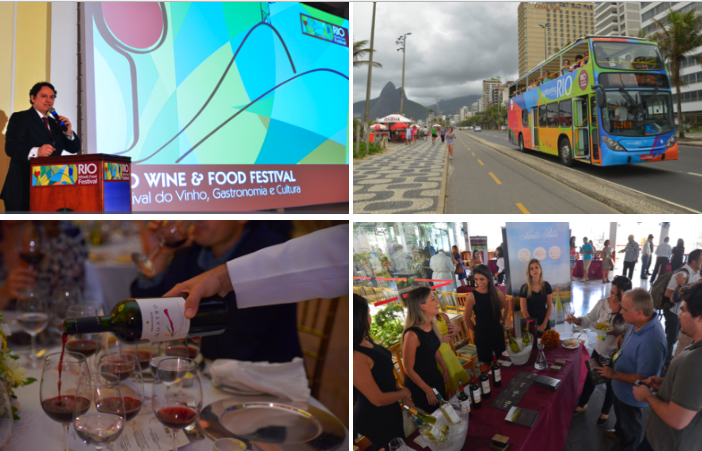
[5,346,348,451]
[404,341,590,451]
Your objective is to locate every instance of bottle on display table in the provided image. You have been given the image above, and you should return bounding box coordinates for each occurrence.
[403,405,438,425]
[470,370,482,408]
[457,379,471,415]
[63,296,228,343]
[506,326,521,354]
[432,388,461,425]
[555,291,565,325]
[409,413,448,443]
[491,353,502,388]
[479,364,491,399]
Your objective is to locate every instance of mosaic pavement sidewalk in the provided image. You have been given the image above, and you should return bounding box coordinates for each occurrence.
[353,139,447,213]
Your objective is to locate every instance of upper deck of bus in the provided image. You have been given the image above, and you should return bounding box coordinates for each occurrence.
[508,35,668,98]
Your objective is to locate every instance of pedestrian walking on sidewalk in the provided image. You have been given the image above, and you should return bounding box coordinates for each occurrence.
[440,127,446,144]
[445,127,456,160]
[411,126,417,144]
[432,126,437,144]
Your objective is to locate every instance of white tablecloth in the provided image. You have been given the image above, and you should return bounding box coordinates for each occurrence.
[6,348,348,451]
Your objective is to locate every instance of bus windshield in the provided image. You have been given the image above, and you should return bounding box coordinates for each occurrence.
[593,41,665,71]
[601,91,674,136]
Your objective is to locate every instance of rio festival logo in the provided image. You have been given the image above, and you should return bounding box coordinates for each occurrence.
[300,14,348,47]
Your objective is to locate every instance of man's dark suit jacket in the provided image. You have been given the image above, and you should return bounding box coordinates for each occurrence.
[2,107,81,211]
[131,225,303,363]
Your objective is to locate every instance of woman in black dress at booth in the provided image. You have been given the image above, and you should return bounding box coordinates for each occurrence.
[519,258,553,337]
[353,295,411,450]
[401,287,448,413]
[463,265,509,365]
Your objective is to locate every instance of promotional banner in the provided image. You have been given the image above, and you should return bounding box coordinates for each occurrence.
[469,236,488,265]
[505,223,570,297]
[83,2,348,211]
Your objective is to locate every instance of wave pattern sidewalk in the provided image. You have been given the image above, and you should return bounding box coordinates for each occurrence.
[353,139,446,213]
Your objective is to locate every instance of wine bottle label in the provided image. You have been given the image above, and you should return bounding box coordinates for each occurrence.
[460,398,471,414]
[472,388,481,403]
[494,368,501,383]
[442,404,460,424]
[423,423,442,441]
[481,380,490,394]
[136,298,191,342]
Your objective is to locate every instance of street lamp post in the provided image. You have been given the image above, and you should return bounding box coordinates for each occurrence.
[396,32,412,116]
[539,23,550,61]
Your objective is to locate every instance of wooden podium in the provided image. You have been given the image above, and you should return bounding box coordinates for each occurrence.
[30,154,131,212]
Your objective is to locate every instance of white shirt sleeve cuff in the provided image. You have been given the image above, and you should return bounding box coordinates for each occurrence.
[28,147,39,160]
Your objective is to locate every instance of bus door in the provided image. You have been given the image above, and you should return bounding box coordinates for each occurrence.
[589,95,600,162]
[531,107,538,148]
[572,97,590,160]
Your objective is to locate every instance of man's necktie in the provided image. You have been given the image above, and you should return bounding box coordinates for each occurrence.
[42,117,53,139]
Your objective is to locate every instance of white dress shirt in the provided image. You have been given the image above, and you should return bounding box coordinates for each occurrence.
[655,242,672,259]
[29,107,74,160]
[226,224,348,309]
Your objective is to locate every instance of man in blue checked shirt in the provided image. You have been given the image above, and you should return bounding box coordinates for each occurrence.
[596,288,667,451]
[619,234,640,280]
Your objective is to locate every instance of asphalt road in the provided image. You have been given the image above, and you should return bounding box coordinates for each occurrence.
[446,131,618,213]
[461,129,702,212]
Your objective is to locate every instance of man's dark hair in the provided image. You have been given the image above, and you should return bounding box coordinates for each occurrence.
[679,281,702,318]
[688,249,702,265]
[29,82,56,105]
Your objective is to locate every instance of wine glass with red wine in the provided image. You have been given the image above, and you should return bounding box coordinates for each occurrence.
[17,291,49,369]
[65,304,100,370]
[39,351,90,451]
[74,370,126,450]
[131,221,191,277]
[152,358,203,451]
[15,222,46,299]
[111,346,146,421]
[98,352,138,383]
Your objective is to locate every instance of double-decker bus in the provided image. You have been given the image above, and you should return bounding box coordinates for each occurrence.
[507,36,677,166]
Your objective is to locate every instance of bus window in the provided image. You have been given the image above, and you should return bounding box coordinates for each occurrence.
[559,100,573,127]
[522,110,529,127]
[590,97,598,126]
[547,103,559,127]
[539,105,548,128]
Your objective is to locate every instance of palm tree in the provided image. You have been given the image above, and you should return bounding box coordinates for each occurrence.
[354,40,382,68]
[651,9,702,138]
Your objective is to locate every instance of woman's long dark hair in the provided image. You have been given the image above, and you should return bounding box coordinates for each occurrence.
[570,236,576,248]
[473,265,502,322]
[353,294,374,347]
[609,276,632,327]
[676,239,684,250]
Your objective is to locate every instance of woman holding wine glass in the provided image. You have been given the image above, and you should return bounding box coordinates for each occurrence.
[152,357,203,451]
[568,276,631,426]
[39,351,91,451]
[0,221,86,309]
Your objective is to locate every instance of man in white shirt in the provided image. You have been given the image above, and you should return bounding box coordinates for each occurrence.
[662,249,701,370]
[163,224,348,316]
[650,236,672,284]
[641,234,654,279]
[430,250,456,292]
[390,245,412,275]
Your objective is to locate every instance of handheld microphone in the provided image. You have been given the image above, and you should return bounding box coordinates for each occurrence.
[48,108,69,132]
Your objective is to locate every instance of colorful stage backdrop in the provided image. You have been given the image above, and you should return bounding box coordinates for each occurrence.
[83,2,349,211]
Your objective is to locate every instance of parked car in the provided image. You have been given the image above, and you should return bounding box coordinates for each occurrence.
[474,126,482,132]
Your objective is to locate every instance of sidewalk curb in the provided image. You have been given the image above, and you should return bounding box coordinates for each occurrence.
[462,132,699,214]
[437,147,449,214]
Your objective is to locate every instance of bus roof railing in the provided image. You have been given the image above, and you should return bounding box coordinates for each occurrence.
[509,35,657,90]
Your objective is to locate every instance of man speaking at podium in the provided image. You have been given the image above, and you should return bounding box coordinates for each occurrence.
[2,82,81,212]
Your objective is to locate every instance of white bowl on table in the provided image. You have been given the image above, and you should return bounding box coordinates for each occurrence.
[506,333,533,365]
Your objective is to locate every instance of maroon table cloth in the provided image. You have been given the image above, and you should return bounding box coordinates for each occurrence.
[406,342,590,451]
[572,259,603,279]
[457,285,507,297]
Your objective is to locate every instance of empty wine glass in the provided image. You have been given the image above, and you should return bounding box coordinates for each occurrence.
[389,437,411,451]
[16,291,49,369]
[16,222,46,299]
[39,351,90,451]
[49,286,81,334]
[74,370,125,450]
[152,358,203,451]
[131,221,191,277]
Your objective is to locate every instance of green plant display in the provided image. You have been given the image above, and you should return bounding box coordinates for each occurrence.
[369,304,405,347]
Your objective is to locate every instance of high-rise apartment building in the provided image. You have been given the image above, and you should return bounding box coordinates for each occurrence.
[594,2,641,37]
[518,2,596,77]
[483,77,502,109]
[640,2,702,114]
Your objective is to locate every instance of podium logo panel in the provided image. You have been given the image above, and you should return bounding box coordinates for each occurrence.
[32,165,78,186]
[104,162,130,182]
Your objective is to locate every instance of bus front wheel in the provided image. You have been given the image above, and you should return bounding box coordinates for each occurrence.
[559,138,575,167]
[519,134,528,153]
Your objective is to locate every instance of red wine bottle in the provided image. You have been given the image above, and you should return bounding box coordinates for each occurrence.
[492,354,502,388]
[470,371,482,409]
[479,364,491,399]
[64,296,227,343]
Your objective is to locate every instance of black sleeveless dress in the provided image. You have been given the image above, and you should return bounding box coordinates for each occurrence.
[472,290,506,363]
[353,343,404,450]
[401,327,446,413]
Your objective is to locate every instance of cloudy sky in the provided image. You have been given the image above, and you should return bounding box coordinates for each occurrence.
[353,2,520,106]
